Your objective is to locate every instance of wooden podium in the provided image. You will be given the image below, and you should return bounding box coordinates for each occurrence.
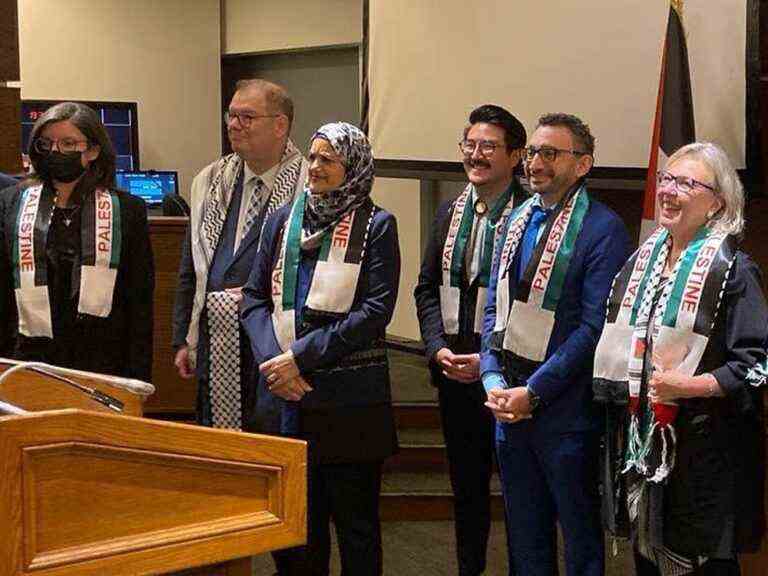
[0,361,307,576]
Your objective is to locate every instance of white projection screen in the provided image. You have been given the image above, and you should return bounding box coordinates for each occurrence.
[369,1,747,168]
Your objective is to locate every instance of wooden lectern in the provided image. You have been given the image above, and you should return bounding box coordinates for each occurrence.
[0,360,307,576]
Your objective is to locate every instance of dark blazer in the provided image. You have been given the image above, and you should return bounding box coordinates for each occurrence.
[600,252,766,556]
[666,252,767,555]
[481,193,631,434]
[241,200,401,463]
[0,183,155,381]
[0,173,18,191]
[415,181,527,382]
[172,193,269,350]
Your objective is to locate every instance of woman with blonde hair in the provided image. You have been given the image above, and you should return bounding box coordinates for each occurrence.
[594,142,767,575]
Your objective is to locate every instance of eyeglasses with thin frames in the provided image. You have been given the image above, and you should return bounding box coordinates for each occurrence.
[224,111,281,129]
[656,171,716,196]
[458,139,503,157]
[34,138,89,155]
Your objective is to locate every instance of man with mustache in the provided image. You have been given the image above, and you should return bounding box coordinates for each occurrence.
[481,113,630,576]
[173,79,308,433]
[415,104,527,576]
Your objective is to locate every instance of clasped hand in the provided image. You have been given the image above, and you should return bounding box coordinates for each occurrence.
[435,348,480,383]
[259,350,312,401]
[484,387,533,424]
[647,368,691,403]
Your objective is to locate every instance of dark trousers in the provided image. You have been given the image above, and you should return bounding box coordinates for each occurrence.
[634,553,741,576]
[496,426,603,576]
[273,461,384,576]
[438,379,497,576]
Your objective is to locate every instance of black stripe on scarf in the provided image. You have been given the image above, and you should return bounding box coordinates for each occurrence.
[33,188,55,286]
[80,191,97,267]
[344,199,374,264]
[693,236,736,335]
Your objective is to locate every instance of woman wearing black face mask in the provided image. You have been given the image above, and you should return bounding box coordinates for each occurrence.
[0,102,155,381]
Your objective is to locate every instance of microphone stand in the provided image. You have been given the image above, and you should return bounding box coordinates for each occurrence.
[0,362,125,413]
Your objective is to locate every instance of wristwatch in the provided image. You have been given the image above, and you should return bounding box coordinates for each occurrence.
[526,385,541,413]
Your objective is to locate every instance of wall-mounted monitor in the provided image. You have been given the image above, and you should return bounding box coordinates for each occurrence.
[115,170,178,206]
[21,100,140,171]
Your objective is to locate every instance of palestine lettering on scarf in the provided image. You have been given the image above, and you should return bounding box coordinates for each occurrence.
[97,193,112,253]
[332,211,353,248]
[682,244,718,313]
[442,193,468,272]
[532,201,572,292]
[18,189,41,272]
[622,245,654,309]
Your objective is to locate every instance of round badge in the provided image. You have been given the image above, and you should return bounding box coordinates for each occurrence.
[475,201,488,216]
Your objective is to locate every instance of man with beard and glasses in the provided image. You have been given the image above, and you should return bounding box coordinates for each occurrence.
[173,79,308,433]
[414,104,527,576]
[481,113,630,576]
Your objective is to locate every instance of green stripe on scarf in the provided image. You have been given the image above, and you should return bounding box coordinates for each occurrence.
[318,232,332,261]
[478,187,513,286]
[542,189,590,311]
[283,192,306,310]
[662,226,709,327]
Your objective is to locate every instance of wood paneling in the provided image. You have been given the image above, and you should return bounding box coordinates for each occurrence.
[0,86,22,174]
[147,217,195,414]
[0,409,307,575]
[0,0,20,81]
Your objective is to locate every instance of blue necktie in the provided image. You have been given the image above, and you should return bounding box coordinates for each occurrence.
[517,207,549,281]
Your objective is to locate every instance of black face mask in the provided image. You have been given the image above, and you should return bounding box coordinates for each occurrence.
[38,151,87,183]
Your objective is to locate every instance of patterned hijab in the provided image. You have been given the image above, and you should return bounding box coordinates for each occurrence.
[302,122,375,242]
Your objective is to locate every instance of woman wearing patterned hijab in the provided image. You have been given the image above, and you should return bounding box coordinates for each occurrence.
[594,142,767,576]
[242,122,400,575]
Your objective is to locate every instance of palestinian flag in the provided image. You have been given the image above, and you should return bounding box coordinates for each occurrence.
[641,0,695,242]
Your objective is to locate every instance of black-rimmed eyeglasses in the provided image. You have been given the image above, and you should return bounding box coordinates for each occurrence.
[523,146,588,163]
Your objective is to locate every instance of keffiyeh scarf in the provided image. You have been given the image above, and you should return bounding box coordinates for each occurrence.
[594,226,735,484]
[490,183,590,362]
[440,183,518,335]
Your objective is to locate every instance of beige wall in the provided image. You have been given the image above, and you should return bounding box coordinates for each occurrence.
[371,178,422,341]
[370,0,747,167]
[223,0,362,55]
[18,0,222,196]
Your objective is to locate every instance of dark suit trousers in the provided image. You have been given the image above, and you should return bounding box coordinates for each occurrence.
[273,461,384,576]
[496,425,603,576]
[438,379,497,576]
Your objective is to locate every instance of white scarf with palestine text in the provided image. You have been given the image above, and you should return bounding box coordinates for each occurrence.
[13,184,120,337]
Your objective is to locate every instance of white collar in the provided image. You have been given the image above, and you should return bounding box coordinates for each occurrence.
[243,161,279,191]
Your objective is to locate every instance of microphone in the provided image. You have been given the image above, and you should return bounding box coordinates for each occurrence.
[0,361,137,413]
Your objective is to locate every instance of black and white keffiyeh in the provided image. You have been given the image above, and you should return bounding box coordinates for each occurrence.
[200,139,304,263]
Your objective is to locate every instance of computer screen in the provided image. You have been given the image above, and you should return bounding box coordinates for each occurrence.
[21,100,140,171]
[115,170,178,206]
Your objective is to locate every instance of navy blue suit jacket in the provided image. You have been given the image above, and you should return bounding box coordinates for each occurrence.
[240,201,401,462]
[481,193,631,434]
[0,173,18,191]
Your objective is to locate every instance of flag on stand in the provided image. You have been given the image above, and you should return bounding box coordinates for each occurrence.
[641,0,695,242]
